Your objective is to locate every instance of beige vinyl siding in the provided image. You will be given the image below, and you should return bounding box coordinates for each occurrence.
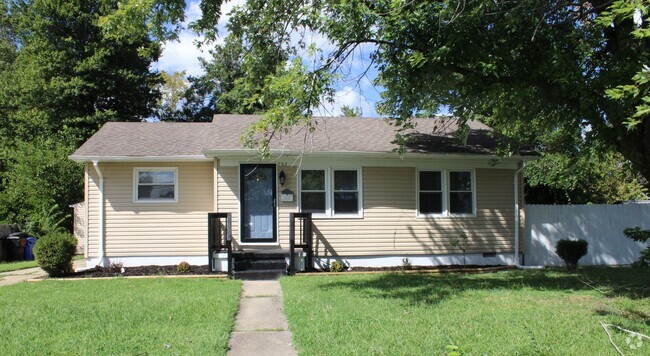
[280,166,517,257]
[216,163,518,257]
[87,162,213,257]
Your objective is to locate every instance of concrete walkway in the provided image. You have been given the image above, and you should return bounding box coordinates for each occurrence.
[228,280,298,356]
[0,267,47,286]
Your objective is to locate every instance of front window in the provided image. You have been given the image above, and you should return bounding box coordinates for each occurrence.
[334,170,359,214]
[299,168,362,217]
[301,170,326,214]
[135,168,177,202]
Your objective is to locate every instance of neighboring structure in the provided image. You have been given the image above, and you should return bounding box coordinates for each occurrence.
[70,202,86,254]
[70,115,535,269]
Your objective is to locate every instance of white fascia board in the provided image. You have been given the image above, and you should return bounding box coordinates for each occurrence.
[204,148,535,161]
[69,155,213,163]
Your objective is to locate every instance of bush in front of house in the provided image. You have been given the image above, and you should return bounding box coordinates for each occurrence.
[623,227,650,268]
[555,239,589,272]
[33,231,77,276]
[176,261,191,273]
[329,260,346,272]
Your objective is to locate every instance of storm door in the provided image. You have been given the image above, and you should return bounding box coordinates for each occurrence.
[240,164,277,242]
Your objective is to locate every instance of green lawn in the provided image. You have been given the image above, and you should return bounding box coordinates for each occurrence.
[0,254,84,273]
[0,259,38,272]
[0,278,241,354]
[281,268,650,355]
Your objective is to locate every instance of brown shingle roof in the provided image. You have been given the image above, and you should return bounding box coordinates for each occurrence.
[71,115,504,159]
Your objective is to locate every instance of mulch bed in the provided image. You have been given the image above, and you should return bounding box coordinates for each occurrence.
[61,265,217,278]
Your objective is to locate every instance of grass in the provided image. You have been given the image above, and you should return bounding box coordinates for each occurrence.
[0,278,241,354]
[281,268,650,355]
[0,254,84,273]
[0,260,38,272]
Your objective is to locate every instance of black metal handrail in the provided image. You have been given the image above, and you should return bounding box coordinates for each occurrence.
[208,212,233,277]
[289,212,313,275]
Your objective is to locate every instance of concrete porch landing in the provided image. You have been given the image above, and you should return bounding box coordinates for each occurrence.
[227,280,297,356]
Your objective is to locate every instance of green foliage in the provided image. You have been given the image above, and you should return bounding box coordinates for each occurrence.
[329,260,346,273]
[181,34,288,121]
[24,204,69,238]
[624,227,650,243]
[33,231,77,276]
[623,227,650,268]
[155,70,188,121]
[451,231,470,266]
[176,261,191,273]
[0,0,162,228]
[171,0,650,187]
[555,239,589,272]
[0,138,82,229]
[525,148,647,204]
[340,105,363,117]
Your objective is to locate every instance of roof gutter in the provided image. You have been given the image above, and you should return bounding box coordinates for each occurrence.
[202,148,538,161]
[70,155,211,163]
[92,161,106,267]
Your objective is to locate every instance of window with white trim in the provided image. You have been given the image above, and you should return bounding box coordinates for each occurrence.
[418,169,474,216]
[299,168,362,217]
[333,170,359,215]
[449,171,473,214]
[300,170,326,214]
[418,171,443,215]
[134,168,178,202]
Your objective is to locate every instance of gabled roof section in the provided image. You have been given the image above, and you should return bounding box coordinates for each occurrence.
[71,115,524,161]
[70,122,214,160]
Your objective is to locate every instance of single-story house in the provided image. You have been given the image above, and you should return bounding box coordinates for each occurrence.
[70,114,535,270]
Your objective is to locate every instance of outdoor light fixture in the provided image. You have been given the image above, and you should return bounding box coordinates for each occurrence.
[279,170,286,186]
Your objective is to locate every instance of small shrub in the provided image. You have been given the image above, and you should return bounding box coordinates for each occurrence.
[108,261,124,273]
[329,260,346,272]
[555,239,589,272]
[176,261,191,273]
[33,232,76,277]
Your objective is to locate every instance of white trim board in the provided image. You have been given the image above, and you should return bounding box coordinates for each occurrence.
[313,253,516,269]
[86,256,208,268]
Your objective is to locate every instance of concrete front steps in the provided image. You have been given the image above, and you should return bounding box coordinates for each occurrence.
[233,252,287,280]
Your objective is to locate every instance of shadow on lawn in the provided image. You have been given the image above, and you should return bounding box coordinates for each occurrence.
[316,268,650,307]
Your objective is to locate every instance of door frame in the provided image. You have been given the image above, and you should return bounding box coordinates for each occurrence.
[239,164,277,243]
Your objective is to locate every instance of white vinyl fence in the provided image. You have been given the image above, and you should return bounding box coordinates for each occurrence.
[524,204,650,266]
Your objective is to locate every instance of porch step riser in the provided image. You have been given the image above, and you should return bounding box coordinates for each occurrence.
[235,260,287,271]
[233,270,286,280]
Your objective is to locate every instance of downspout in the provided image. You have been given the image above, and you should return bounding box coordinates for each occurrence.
[513,161,544,269]
[92,161,106,267]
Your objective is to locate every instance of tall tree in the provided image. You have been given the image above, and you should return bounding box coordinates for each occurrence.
[0,0,162,228]
[133,0,648,185]
[181,34,288,121]
[156,70,188,121]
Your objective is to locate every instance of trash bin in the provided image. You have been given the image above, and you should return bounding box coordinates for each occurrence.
[0,236,6,262]
[5,232,28,261]
[24,237,37,261]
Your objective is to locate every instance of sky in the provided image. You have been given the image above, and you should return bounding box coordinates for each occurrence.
[151,0,382,117]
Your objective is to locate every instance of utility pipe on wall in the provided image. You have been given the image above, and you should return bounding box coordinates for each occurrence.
[513,162,526,266]
[92,161,106,267]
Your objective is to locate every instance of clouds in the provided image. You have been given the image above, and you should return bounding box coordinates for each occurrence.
[316,86,378,117]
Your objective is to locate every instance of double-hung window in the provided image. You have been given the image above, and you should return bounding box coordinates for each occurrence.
[299,168,361,217]
[300,170,326,214]
[134,168,178,202]
[419,171,443,215]
[418,169,474,216]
